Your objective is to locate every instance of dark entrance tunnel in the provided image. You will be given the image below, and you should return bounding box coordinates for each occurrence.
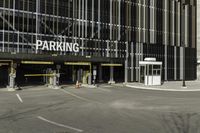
[0,66,8,87]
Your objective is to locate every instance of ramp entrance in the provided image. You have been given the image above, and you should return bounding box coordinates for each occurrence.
[17,61,55,86]
[101,63,123,84]
[0,62,9,87]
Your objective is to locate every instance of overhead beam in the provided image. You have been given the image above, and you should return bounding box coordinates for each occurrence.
[24,74,54,77]
[0,63,9,66]
[101,64,123,67]
[64,62,91,66]
[21,61,54,65]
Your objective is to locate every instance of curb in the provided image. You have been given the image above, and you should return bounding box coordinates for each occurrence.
[81,84,97,88]
[126,85,200,92]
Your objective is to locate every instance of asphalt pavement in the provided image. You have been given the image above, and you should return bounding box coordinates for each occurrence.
[0,84,200,133]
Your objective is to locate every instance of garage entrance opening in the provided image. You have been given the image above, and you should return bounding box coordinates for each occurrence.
[64,62,92,85]
[17,61,55,86]
[0,64,9,87]
[101,63,124,84]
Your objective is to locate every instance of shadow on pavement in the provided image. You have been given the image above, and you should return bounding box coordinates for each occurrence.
[160,112,200,133]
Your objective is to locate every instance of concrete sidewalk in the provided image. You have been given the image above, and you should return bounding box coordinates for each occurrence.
[126,81,200,92]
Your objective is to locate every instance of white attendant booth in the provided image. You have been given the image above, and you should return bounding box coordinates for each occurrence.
[139,58,162,86]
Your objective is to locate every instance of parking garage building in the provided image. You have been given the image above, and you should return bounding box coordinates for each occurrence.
[0,0,197,88]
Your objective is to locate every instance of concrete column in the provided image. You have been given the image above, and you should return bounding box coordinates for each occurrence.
[110,0,112,40]
[106,41,110,57]
[174,46,177,80]
[115,41,118,58]
[49,70,60,89]
[180,46,183,80]
[88,73,92,85]
[143,1,147,43]
[93,66,97,85]
[139,65,141,83]
[98,0,101,39]
[35,0,40,53]
[118,0,121,40]
[53,71,57,86]
[108,66,115,84]
[171,0,175,46]
[78,0,81,37]
[125,60,128,84]
[124,42,129,83]
[7,62,17,91]
[82,70,88,84]
[91,0,94,38]
[49,75,53,86]
[82,39,84,56]
[85,0,88,37]
[164,0,169,81]
[185,5,189,47]
[138,0,141,42]
[8,73,16,90]
[131,42,134,82]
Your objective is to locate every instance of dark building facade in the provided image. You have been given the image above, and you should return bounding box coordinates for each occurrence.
[0,0,197,87]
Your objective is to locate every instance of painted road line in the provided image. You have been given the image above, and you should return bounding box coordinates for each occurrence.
[16,94,23,103]
[60,89,92,102]
[37,116,83,132]
[60,89,102,104]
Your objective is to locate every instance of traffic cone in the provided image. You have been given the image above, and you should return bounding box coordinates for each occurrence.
[75,81,80,89]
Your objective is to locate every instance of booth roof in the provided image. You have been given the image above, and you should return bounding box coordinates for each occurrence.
[139,61,162,65]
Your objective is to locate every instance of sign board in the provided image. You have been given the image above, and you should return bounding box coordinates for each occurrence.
[36,40,80,52]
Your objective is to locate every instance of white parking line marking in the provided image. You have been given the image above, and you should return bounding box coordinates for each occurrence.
[60,89,91,102]
[60,89,102,104]
[16,94,23,103]
[37,116,83,132]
